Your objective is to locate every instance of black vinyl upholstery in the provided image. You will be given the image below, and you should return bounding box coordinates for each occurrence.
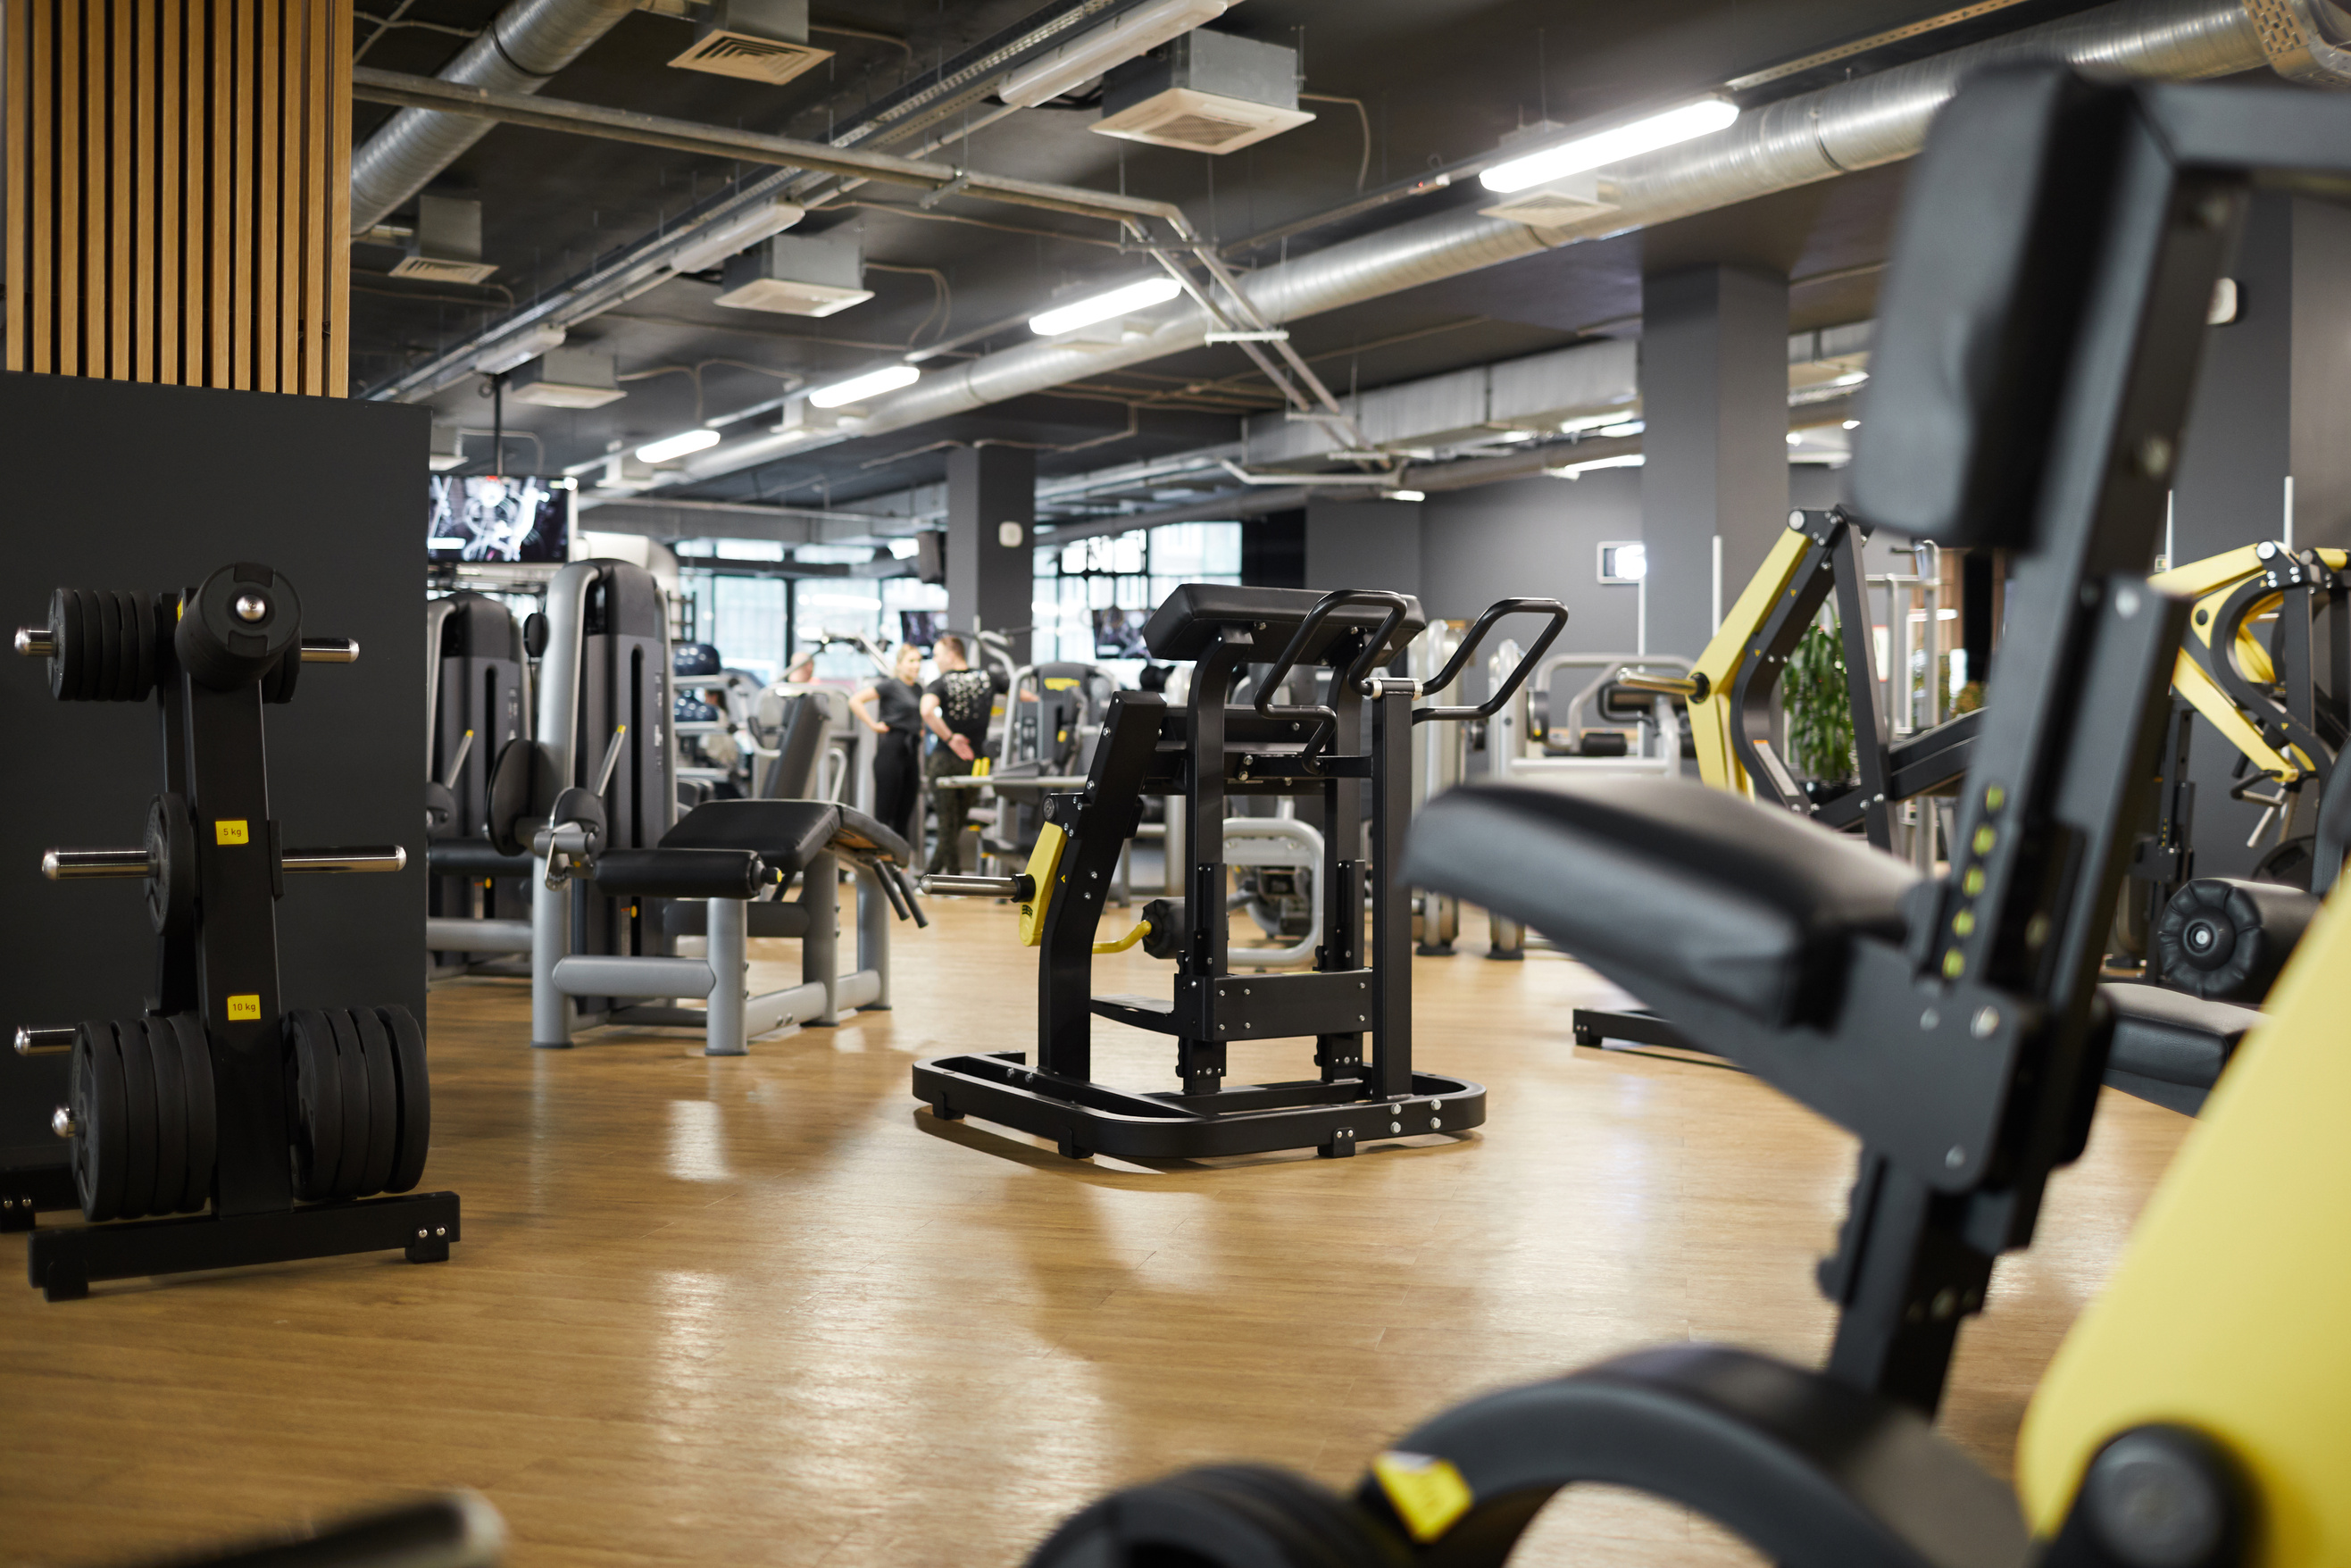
[2101,983,2263,1114]
[593,847,767,899]
[1402,780,1919,1029]
[594,799,915,900]
[1143,583,1427,663]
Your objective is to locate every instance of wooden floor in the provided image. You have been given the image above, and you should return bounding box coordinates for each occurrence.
[0,901,2191,1568]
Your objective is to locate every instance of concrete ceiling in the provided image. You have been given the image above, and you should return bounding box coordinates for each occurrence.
[351,0,2108,517]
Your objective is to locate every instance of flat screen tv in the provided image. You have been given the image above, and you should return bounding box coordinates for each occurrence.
[1094,606,1151,659]
[429,475,570,563]
[898,610,943,647]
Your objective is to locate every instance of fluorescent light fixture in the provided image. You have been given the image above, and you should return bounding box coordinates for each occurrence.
[637,428,723,464]
[1830,370,1869,387]
[1843,419,1861,430]
[1787,430,1805,446]
[809,363,921,409]
[1384,489,1426,502]
[1480,98,1738,195]
[1546,454,1647,479]
[1030,277,1184,338]
[1597,420,1645,438]
[997,0,1229,108]
[887,538,921,559]
[1598,541,1647,582]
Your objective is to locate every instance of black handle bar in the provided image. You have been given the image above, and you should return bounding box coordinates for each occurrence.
[1252,589,1416,765]
[1412,598,1571,724]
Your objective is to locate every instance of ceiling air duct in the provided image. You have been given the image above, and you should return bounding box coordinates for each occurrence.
[669,0,833,87]
[1094,29,1313,154]
[715,234,873,318]
[998,0,1231,107]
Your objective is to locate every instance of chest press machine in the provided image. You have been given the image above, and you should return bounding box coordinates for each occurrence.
[913,584,1562,1161]
[1024,68,2351,1568]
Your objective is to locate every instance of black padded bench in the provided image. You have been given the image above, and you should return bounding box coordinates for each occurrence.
[1405,780,2263,1116]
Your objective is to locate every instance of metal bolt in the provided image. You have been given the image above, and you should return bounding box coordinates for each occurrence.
[1430,1118,1442,1130]
[2135,434,2174,480]
[2114,586,2141,619]
[1972,1006,2000,1038]
[435,1226,447,1238]
[1930,1288,1958,1320]
[1945,1146,1966,1170]
[1390,1121,1402,1134]
[1919,1008,1939,1031]
[233,592,271,623]
[417,1229,429,1239]
[50,1106,77,1138]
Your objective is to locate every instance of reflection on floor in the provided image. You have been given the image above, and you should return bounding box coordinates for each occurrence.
[0,901,2191,1567]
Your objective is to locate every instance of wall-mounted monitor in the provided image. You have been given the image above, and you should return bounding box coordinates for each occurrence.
[1093,606,1151,659]
[429,475,570,563]
[898,609,943,648]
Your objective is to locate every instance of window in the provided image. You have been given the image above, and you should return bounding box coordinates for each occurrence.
[1031,521,1243,669]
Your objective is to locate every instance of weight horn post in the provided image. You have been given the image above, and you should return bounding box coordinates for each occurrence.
[921,874,1028,898]
[13,1026,75,1055]
[42,845,406,879]
[13,627,54,657]
[297,637,360,663]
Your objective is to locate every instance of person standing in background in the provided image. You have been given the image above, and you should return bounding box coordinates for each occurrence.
[850,642,926,845]
[921,634,1006,876]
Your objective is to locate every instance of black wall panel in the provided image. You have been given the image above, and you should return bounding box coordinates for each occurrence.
[0,372,427,1176]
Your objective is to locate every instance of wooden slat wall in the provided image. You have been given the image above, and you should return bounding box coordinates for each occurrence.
[4,0,353,393]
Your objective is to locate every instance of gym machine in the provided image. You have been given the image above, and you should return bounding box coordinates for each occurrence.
[1025,72,2351,1568]
[912,584,1563,1161]
[424,592,533,977]
[9,563,454,1300]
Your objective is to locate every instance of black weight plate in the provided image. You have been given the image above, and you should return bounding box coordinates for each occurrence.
[114,1020,159,1221]
[326,1008,372,1202]
[146,794,196,938]
[285,1009,344,1202]
[378,1005,431,1194]
[122,590,156,701]
[95,589,124,703]
[76,1022,127,1222]
[47,588,79,700]
[143,1016,190,1215]
[73,588,104,702]
[172,1013,218,1211]
[344,1007,398,1198]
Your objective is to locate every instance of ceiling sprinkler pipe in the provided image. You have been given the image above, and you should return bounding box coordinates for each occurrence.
[673,0,2300,488]
[348,0,638,235]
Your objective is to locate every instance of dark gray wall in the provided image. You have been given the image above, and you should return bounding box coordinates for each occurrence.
[1417,470,1643,653]
[1305,497,1422,597]
[0,374,427,1176]
[945,444,1036,664]
[1640,264,1792,659]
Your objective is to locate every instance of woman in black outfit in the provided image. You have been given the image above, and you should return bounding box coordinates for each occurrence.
[851,642,926,843]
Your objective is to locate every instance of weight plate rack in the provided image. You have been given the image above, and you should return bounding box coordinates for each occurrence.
[9,563,460,1300]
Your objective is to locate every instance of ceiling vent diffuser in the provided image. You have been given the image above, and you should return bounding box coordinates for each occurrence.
[391,195,497,285]
[671,0,832,86]
[1094,30,1313,155]
[715,233,873,318]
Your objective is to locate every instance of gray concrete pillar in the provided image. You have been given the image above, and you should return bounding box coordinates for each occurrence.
[1638,263,1789,658]
[946,445,1036,664]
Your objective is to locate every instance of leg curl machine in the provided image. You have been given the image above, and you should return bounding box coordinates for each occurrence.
[1024,68,2351,1568]
[913,584,1562,1161]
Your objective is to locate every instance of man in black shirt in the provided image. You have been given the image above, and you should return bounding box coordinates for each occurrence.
[920,634,1007,875]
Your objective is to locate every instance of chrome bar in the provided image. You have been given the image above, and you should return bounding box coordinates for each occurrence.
[14,1026,75,1055]
[13,627,54,657]
[920,874,1021,897]
[285,846,408,874]
[299,637,361,663]
[42,847,151,880]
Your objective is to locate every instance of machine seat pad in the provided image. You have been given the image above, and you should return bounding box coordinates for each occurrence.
[663,799,843,871]
[830,805,912,867]
[593,847,766,900]
[2102,984,2262,1091]
[1143,583,1427,663]
[1402,780,1920,1029]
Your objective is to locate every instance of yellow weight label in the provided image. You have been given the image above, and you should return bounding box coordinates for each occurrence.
[214,819,250,846]
[1371,1451,1473,1543]
[225,994,261,1022]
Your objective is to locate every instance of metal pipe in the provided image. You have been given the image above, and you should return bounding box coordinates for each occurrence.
[284,847,408,873]
[42,848,152,880]
[300,637,362,663]
[347,0,638,235]
[663,0,2284,489]
[921,873,1023,897]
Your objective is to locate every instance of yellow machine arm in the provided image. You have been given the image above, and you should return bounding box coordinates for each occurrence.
[2150,545,2347,785]
[2018,889,2351,1562]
